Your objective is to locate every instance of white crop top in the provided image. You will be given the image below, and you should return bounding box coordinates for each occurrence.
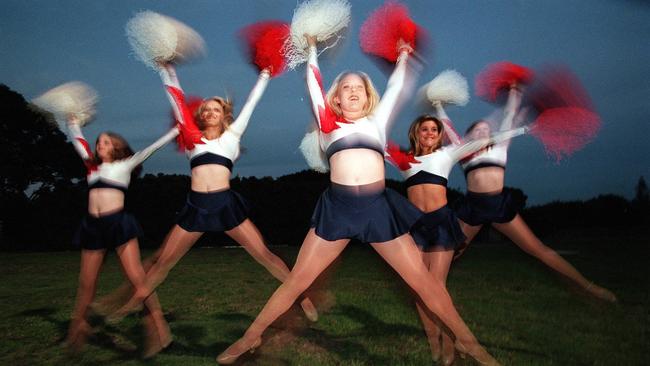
[306,45,410,159]
[159,65,270,171]
[68,124,178,191]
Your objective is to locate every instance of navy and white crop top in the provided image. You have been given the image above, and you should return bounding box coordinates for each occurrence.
[68,124,178,192]
[306,45,410,161]
[460,87,522,175]
[160,65,270,171]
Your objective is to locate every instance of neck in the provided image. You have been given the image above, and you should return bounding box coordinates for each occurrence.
[202,125,223,140]
[419,146,434,156]
[341,110,366,121]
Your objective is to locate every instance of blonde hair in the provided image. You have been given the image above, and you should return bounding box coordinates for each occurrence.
[195,96,234,131]
[408,115,445,156]
[325,71,380,118]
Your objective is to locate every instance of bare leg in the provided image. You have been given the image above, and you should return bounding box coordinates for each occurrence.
[371,234,499,366]
[217,229,348,364]
[66,249,106,351]
[115,240,172,357]
[108,225,202,322]
[493,215,617,302]
[226,219,319,321]
[413,252,442,362]
[455,220,482,260]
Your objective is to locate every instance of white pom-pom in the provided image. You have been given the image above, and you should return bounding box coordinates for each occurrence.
[283,0,351,69]
[126,11,205,69]
[32,81,98,127]
[421,69,469,106]
[299,129,329,172]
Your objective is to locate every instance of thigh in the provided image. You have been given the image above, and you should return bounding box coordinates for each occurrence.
[371,234,433,287]
[424,250,454,283]
[79,249,107,283]
[492,215,544,254]
[115,239,146,283]
[289,229,349,281]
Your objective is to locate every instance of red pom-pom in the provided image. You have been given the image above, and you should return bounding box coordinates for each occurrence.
[475,62,534,102]
[529,107,600,162]
[528,66,594,112]
[359,1,421,62]
[170,95,204,151]
[239,21,289,76]
[386,141,419,170]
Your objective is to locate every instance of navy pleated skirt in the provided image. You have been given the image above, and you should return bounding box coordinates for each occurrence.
[410,205,466,251]
[310,181,422,243]
[176,189,249,232]
[73,210,143,250]
[456,188,523,226]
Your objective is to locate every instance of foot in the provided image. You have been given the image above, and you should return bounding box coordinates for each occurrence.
[441,334,455,365]
[300,297,319,322]
[216,337,262,365]
[64,318,92,353]
[106,300,144,324]
[424,329,441,361]
[455,340,500,366]
[586,283,617,303]
[142,315,173,359]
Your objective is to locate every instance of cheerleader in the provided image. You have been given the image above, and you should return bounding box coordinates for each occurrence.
[41,82,178,357]
[387,108,525,364]
[455,83,617,303]
[216,34,500,366]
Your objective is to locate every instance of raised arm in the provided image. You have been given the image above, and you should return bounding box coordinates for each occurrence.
[499,86,523,131]
[449,127,528,162]
[372,49,410,133]
[158,63,192,126]
[66,118,93,161]
[432,102,462,146]
[124,127,180,169]
[228,70,270,137]
[306,41,338,133]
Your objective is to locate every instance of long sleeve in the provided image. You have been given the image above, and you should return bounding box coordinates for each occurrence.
[228,71,270,137]
[67,123,93,161]
[306,45,338,133]
[124,127,180,169]
[372,50,410,133]
[448,127,527,162]
[499,87,523,132]
[433,102,462,146]
[158,63,202,149]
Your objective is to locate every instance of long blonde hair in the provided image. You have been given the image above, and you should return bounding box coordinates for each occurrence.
[325,71,380,118]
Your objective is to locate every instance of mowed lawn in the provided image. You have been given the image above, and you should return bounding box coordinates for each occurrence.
[1,227,647,365]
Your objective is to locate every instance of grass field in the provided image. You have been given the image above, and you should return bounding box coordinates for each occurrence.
[1,227,647,365]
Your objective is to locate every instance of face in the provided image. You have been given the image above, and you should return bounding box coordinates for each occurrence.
[469,121,491,139]
[199,100,225,128]
[334,74,368,117]
[96,133,114,162]
[417,120,442,152]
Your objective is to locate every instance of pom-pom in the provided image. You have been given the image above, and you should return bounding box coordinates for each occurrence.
[239,21,290,76]
[32,81,98,127]
[385,141,419,171]
[359,1,421,62]
[169,95,204,151]
[283,0,351,69]
[421,69,469,106]
[529,107,600,162]
[475,61,534,102]
[528,66,594,112]
[299,129,329,172]
[126,11,205,69]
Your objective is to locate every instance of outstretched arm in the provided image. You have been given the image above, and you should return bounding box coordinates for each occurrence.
[124,127,180,169]
[66,117,93,161]
[499,86,523,132]
[305,37,338,133]
[432,102,462,146]
[449,127,528,162]
[372,48,411,133]
[228,70,271,137]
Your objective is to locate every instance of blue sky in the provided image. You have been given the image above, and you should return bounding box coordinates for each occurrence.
[1,0,649,205]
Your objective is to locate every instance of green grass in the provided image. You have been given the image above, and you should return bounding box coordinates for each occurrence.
[1,228,647,365]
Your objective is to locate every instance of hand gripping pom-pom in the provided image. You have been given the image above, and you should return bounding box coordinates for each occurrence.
[422,69,469,106]
[359,1,421,62]
[32,81,98,127]
[239,21,290,76]
[300,129,329,172]
[529,107,600,162]
[283,0,351,69]
[126,11,205,69]
[475,61,534,102]
[169,96,204,151]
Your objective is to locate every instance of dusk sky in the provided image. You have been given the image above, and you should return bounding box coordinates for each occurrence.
[2,0,648,205]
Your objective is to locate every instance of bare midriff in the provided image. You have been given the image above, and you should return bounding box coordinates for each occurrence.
[191,164,231,192]
[88,188,125,217]
[329,148,385,186]
[407,184,447,213]
[466,166,505,193]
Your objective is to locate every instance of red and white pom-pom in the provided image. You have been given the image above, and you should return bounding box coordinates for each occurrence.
[299,128,329,172]
[239,21,290,76]
[126,11,205,69]
[421,69,469,106]
[32,81,98,128]
[475,61,534,102]
[169,95,203,151]
[359,1,421,62]
[528,66,594,112]
[283,0,351,69]
[529,107,600,162]
[385,141,419,171]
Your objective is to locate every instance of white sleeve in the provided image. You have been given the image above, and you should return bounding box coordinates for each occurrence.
[67,123,93,161]
[125,127,180,169]
[228,71,270,137]
[158,64,188,126]
[433,102,462,146]
[448,127,527,162]
[305,45,329,130]
[372,50,410,133]
[499,87,523,132]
